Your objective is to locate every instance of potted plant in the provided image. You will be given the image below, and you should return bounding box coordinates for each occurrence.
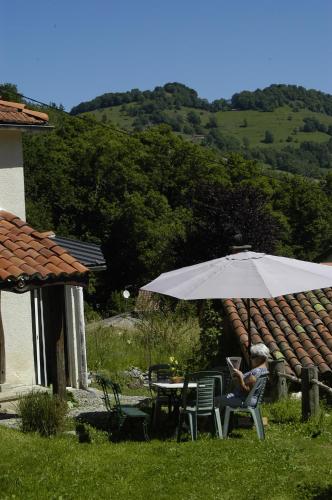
[169,356,184,383]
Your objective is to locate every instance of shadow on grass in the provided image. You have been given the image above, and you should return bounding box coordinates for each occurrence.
[74,407,251,443]
[297,483,332,499]
[0,412,19,420]
[74,407,191,443]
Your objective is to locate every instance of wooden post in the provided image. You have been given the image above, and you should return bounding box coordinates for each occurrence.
[0,292,5,383]
[49,285,66,400]
[301,366,319,421]
[246,298,251,368]
[269,359,288,401]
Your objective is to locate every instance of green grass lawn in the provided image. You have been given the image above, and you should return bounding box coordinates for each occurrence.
[6,323,331,499]
[1,411,332,500]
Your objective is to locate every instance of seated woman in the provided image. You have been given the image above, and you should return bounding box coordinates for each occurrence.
[219,343,269,408]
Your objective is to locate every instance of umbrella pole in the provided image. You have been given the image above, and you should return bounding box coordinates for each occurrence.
[246,298,251,368]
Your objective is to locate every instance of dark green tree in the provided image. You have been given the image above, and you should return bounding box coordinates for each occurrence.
[0,83,22,102]
[264,130,274,143]
[187,111,201,126]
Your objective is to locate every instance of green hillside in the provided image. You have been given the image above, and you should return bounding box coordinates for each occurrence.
[91,104,332,147]
[72,83,332,178]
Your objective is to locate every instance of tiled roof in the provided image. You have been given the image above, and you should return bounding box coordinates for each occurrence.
[223,290,332,379]
[0,210,88,291]
[52,236,106,271]
[0,100,48,125]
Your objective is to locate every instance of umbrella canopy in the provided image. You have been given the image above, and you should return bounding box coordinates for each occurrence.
[141,251,332,300]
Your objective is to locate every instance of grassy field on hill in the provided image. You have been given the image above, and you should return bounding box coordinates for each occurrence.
[213,106,332,148]
[89,104,332,149]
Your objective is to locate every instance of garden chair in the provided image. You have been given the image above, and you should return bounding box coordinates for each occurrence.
[177,371,223,442]
[223,373,268,440]
[96,374,150,441]
[148,363,173,427]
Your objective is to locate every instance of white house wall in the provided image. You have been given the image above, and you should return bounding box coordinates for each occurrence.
[0,131,26,219]
[1,291,35,385]
[0,129,33,387]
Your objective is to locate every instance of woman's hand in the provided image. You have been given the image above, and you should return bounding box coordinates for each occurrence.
[231,368,244,382]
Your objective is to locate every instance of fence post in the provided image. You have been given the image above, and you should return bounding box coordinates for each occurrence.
[269,359,288,401]
[301,366,319,421]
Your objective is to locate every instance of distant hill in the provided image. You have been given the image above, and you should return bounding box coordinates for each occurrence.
[71,83,332,178]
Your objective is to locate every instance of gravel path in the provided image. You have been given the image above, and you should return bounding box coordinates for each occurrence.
[0,388,151,430]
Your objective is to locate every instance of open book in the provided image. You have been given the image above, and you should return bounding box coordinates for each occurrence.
[226,356,242,374]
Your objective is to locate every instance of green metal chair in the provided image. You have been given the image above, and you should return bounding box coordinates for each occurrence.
[223,374,268,440]
[96,374,150,441]
[177,371,223,442]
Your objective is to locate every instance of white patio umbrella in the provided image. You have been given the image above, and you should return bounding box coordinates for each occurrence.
[141,251,332,355]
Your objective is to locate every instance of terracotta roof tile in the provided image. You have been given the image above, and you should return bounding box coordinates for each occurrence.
[51,245,67,256]
[7,264,24,275]
[29,240,43,251]
[39,248,54,258]
[35,255,48,265]
[48,255,63,266]
[60,253,77,265]
[0,249,13,259]
[25,249,40,260]
[0,258,11,270]
[0,100,48,125]
[0,210,89,289]
[19,225,35,235]
[0,269,11,280]
[20,263,38,275]
[15,233,32,244]
[223,287,332,377]
[33,265,50,278]
[57,262,78,274]
[40,238,56,249]
[44,262,62,274]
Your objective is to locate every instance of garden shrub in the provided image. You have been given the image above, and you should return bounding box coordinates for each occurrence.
[17,391,68,437]
[194,300,223,369]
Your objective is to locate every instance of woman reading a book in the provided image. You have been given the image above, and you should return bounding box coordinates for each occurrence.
[219,343,269,407]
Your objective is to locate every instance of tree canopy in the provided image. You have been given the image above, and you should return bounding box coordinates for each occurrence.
[21,104,332,315]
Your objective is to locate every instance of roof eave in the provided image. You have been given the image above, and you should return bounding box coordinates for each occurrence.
[88,265,107,272]
[0,273,89,293]
[0,124,53,132]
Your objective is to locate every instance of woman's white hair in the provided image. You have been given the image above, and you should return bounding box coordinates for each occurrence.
[250,343,270,359]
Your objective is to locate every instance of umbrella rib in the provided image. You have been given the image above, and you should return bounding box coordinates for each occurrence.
[180,260,231,299]
[251,258,273,298]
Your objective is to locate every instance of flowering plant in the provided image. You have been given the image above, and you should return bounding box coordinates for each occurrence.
[169,356,182,377]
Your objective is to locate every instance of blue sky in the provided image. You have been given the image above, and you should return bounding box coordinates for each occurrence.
[2,0,332,110]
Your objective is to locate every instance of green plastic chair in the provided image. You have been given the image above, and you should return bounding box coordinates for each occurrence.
[223,374,268,440]
[148,363,173,427]
[96,374,150,441]
[177,371,223,442]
